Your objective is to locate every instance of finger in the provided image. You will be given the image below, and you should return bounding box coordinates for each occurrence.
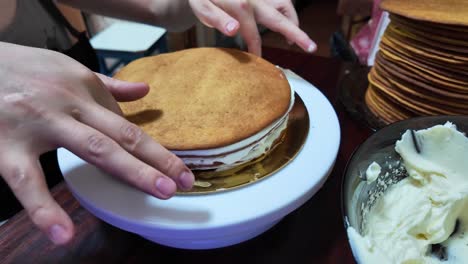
[0,150,74,245]
[51,116,178,198]
[84,74,123,116]
[278,2,299,27]
[239,12,262,56]
[279,2,299,45]
[256,6,317,53]
[213,0,262,56]
[189,0,240,36]
[96,73,149,102]
[75,104,194,191]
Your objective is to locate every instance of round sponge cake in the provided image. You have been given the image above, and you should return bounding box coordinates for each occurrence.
[114,48,291,151]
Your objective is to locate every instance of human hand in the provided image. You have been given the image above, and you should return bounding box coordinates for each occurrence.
[0,42,194,245]
[188,0,316,56]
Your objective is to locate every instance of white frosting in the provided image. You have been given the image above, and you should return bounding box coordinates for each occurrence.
[348,122,468,263]
[181,116,288,171]
[172,85,295,171]
[365,162,381,184]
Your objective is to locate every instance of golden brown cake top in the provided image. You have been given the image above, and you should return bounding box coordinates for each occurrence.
[115,48,291,150]
[381,0,468,26]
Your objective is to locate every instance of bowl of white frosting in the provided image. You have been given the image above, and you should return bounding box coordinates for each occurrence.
[342,115,468,263]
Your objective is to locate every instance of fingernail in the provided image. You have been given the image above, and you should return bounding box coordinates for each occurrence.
[307,42,317,53]
[179,171,195,190]
[156,177,176,197]
[226,21,237,33]
[48,224,69,245]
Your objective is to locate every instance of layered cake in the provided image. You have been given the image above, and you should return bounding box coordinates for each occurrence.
[115,48,294,172]
[365,0,468,124]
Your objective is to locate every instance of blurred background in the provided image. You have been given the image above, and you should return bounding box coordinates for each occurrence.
[57,0,373,74]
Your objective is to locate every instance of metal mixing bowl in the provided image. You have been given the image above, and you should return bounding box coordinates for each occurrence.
[342,115,468,261]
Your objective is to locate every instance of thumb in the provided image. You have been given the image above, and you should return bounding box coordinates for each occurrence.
[96,73,149,102]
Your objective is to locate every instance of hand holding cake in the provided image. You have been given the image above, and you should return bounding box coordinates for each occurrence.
[0,0,314,246]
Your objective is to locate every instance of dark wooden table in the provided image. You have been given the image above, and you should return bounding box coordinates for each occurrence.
[0,47,371,263]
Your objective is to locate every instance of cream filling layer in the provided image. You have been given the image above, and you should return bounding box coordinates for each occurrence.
[172,86,295,171]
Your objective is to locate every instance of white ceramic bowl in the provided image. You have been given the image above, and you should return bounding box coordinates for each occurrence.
[57,72,340,249]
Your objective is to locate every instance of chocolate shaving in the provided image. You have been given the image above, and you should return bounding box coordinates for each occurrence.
[411,130,421,153]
